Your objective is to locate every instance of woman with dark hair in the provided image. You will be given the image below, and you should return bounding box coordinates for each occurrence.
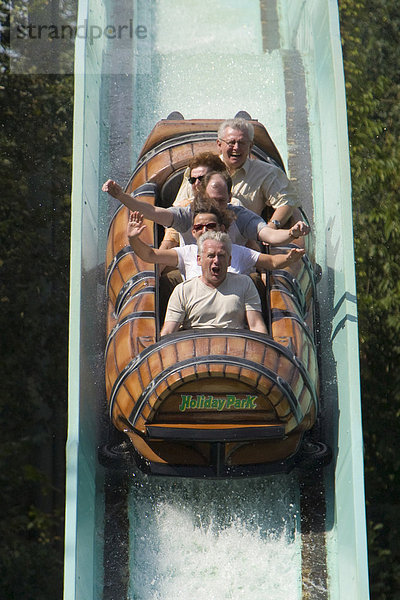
[160,152,228,249]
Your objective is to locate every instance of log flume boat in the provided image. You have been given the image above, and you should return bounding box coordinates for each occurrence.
[102,114,328,477]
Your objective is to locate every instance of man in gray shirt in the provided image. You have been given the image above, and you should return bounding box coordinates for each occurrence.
[102,174,308,246]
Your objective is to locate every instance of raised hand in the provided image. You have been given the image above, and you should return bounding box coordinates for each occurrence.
[289,221,310,238]
[127,211,147,239]
[285,247,306,264]
[102,179,124,199]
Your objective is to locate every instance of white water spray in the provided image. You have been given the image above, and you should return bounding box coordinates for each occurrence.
[129,475,301,599]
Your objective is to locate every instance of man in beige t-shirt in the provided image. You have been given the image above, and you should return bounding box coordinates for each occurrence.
[161,231,268,336]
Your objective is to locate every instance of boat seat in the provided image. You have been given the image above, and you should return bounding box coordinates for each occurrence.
[159,169,186,208]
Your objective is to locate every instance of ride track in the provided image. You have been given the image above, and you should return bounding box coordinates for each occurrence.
[65,2,369,599]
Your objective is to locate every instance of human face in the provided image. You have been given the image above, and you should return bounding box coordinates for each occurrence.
[188,166,209,191]
[197,239,230,288]
[217,127,252,172]
[205,174,230,208]
[191,213,222,240]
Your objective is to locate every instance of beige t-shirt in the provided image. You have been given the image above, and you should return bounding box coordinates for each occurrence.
[230,157,300,215]
[164,272,261,329]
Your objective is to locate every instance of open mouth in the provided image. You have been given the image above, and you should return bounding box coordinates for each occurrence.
[228,152,243,164]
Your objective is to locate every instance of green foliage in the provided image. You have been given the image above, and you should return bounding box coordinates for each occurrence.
[0,59,73,598]
[339,0,400,597]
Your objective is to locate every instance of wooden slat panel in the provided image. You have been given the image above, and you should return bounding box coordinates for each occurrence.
[112,385,135,425]
[106,208,130,267]
[152,378,170,399]
[118,291,155,321]
[116,278,156,316]
[159,344,179,370]
[225,336,247,357]
[175,338,196,362]
[137,119,284,169]
[193,363,210,377]
[169,144,197,170]
[137,361,153,390]
[223,364,242,379]
[147,350,164,378]
[121,374,143,406]
[141,403,152,421]
[144,152,174,182]
[178,365,199,383]
[126,167,147,192]
[164,370,185,389]
[209,335,228,356]
[192,336,211,357]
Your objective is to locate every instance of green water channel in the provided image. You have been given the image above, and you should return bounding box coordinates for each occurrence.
[65,1,369,598]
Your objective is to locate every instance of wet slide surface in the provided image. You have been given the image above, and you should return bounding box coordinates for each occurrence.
[65,2,369,599]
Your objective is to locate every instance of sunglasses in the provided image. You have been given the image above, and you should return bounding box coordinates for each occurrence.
[192,222,218,232]
[188,175,205,184]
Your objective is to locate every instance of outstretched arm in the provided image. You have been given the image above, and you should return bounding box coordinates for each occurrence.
[127,212,179,267]
[246,310,268,333]
[257,220,309,245]
[102,179,173,227]
[255,247,305,271]
[267,204,293,228]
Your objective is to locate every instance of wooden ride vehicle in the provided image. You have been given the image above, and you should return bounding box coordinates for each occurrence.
[102,114,327,477]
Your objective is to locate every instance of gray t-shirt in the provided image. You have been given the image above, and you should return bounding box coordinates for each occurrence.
[168,204,267,242]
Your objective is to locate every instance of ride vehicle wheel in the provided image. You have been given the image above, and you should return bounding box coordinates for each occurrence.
[296,440,332,470]
[98,440,132,470]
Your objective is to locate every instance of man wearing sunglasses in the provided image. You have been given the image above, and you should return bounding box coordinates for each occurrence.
[126,201,305,282]
[160,230,268,335]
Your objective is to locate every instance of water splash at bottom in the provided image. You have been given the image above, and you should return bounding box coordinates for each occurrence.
[128,473,301,600]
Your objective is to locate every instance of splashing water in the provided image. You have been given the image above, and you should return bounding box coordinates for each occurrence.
[128,474,301,600]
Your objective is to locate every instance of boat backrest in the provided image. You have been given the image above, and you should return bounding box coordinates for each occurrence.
[159,169,185,208]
